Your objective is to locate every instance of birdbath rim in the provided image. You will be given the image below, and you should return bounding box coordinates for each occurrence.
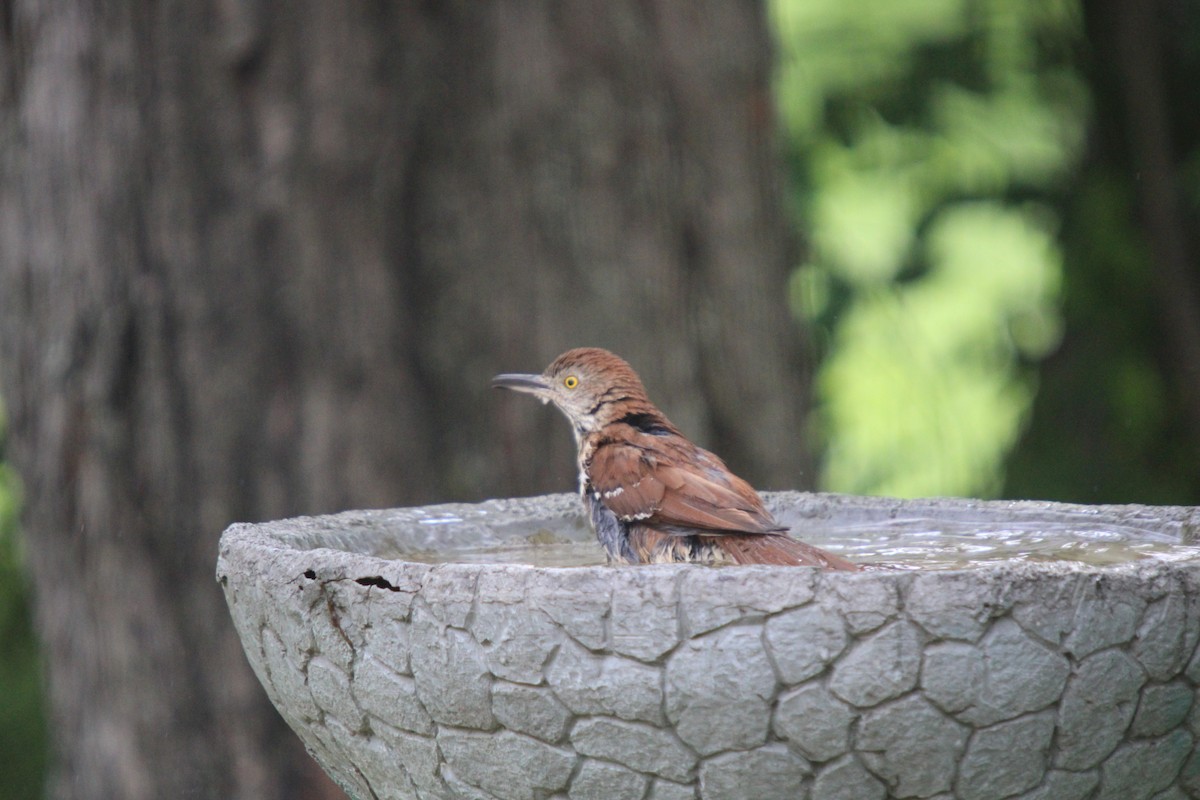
[219,490,1200,579]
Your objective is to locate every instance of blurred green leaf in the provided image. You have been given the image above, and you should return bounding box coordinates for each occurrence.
[0,404,47,800]
[772,0,1086,498]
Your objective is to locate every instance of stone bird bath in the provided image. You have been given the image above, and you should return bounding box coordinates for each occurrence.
[217,492,1200,800]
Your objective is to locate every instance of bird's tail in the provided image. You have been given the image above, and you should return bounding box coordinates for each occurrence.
[711,533,859,570]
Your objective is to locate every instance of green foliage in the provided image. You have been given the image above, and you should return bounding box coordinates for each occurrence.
[0,407,47,800]
[772,0,1088,497]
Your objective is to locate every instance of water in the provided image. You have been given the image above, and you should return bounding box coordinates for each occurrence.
[823,518,1200,570]
[387,519,1200,569]
[399,538,609,567]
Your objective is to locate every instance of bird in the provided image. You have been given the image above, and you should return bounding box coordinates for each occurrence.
[492,347,858,569]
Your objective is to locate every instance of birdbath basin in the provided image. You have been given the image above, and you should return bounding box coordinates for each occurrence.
[217,492,1200,800]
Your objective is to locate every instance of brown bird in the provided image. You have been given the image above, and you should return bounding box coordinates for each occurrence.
[492,347,858,569]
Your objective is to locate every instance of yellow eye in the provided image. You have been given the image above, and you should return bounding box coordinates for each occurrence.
[563,376,579,389]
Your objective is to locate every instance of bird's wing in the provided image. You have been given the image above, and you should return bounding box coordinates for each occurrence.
[587,440,781,535]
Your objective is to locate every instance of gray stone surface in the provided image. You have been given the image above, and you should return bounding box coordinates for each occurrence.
[1188,641,1200,683]
[906,570,997,641]
[826,573,899,634]
[1152,788,1189,800]
[773,683,853,762]
[531,570,610,650]
[1016,770,1099,800]
[956,711,1056,800]
[925,618,1070,726]
[438,729,575,800]
[1181,748,1200,797]
[608,568,680,662]
[1133,681,1195,738]
[647,778,695,800]
[308,656,364,730]
[1096,730,1194,800]
[811,756,886,800]
[1063,578,1147,658]
[261,627,320,721]
[1134,590,1199,681]
[857,694,969,798]
[217,491,1200,800]
[698,744,811,800]
[921,641,982,714]
[1056,649,1146,769]
[371,722,444,798]
[568,759,647,800]
[546,639,664,725]
[679,566,814,637]
[665,625,776,755]
[363,615,412,676]
[354,654,433,735]
[410,607,496,731]
[1011,575,1084,646]
[470,570,563,684]
[764,603,848,684]
[490,682,571,743]
[828,621,923,708]
[570,718,695,783]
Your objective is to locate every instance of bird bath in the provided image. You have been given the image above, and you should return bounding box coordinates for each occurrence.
[217,492,1200,800]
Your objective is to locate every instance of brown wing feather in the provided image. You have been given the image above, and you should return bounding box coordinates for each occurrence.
[587,441,667,518]
[587,432,859,570]
[588,439,781,534]
[653,464,781,533]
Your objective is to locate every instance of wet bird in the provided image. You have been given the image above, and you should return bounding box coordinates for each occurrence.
[492,347,858,569]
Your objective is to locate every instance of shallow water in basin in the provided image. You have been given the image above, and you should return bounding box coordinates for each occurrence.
[399,540,609,567]
[387,518,1200,569]
[827,519,1200,569]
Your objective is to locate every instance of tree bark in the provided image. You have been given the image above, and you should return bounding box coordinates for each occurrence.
[1100,0,1200,440]
[0,1,807,798]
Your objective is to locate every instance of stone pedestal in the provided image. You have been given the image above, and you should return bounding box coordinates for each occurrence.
[217,492,1200,800]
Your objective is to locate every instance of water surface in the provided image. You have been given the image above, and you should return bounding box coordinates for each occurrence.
[387,517,1200,569]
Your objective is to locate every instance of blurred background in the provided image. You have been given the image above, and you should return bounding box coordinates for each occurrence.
[0,0,1196,797]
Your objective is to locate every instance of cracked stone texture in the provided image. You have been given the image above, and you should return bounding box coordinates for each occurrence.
[570,717,695,783]
[699,744,811,800]
[857,694,969,797]
[568,758,647,800]
[546,639,664,725]
[774,683,854,762]
[490,681,571,743]
[437,729,575,799]
[829,621,923,708]
[665,625,776,754]
[764,602,848,684]
[1134,682,1196,738]
[1056,648,1146,769]
[923,618,1070,726]
[812,756,886,800]
[217,491,1200,799]
[957,711,1056,799]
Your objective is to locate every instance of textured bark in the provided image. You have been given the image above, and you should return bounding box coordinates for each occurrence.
[0,1,807,798]
[1101,0,1200,440]
[1005,0,1200,504]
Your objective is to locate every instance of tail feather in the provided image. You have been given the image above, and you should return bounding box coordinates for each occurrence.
[627,524,859,569]
[710,533,860,570]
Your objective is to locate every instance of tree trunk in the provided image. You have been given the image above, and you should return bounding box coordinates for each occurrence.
[0,1,807,798]
[1099,0,1200,440]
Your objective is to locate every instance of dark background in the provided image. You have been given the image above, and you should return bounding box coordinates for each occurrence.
[0,0,1196,798]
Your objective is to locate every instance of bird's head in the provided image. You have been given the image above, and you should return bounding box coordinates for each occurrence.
[492,347,655,440]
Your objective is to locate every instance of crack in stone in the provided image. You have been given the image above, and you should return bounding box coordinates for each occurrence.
[355,575,403,592]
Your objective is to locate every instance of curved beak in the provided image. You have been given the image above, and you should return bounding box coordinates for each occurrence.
[491,372,551,395]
